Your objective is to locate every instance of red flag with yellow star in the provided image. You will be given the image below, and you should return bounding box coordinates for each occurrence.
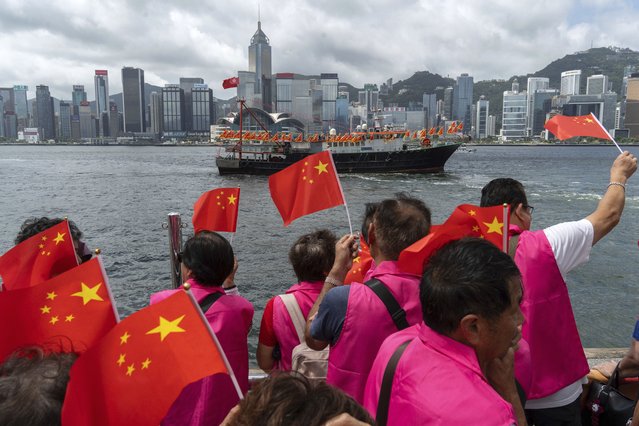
[62,290,233,426]
[192,187,240,233]
[268,150,345,226]
[0,220,79,291]
[344,239,374,284]
[544,113,611,140]
[398,204,508,275]
[0,257,117,361]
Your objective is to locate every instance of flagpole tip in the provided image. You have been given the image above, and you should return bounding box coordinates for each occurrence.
[183,282,191,291]
[94,248,101,255]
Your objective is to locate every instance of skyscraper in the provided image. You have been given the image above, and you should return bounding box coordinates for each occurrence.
[525,77,549,135]
[72,85,87,108]
[626,74,639,137]
[586,74,609,95]
[109,102,120,138]
[149,91,163,135]
[453,73,473,133]
[13,85,28,130]
[476,96,489,139]
[179,77,204,131]
[443,87,454,120]
[94,70,109,136]
[321,73,338,131]
[58,101,72,141]
[35,85,55,140]
[78,100,95,138]
[248,20,273,111]
[121,67,146,133]
[560,70,581,96]
[191,84,214,133]
[0,87,15,115]
[423,93,437,128]
[162,84,185,133]
[501,80,527,141]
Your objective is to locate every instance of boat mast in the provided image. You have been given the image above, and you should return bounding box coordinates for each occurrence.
[238,99,243,160]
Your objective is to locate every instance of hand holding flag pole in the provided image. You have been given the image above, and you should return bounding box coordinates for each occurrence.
[589,113,624,154]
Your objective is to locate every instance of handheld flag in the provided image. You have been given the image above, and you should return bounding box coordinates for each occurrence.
[268,150,345,226]
[62,290,234,426]
[192,188,240,233]
[0,257,118,361]
[0,220,79,290]
[544,113,611,141]
[344,239,373,284]
[222,77,239,89]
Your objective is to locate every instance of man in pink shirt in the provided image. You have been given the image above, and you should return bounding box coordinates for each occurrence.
[364,238,526,425]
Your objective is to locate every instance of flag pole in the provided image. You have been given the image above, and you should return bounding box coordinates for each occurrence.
[590,112,623,154]
[183,286,244,400]
[502,204,509,253]
[328,151,354,235]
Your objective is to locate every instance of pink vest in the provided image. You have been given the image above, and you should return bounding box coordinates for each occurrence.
[327,261,422,404]
[271,280,323,371]
[513,228,589,399]
[150,280,254,426]
[363,323,517,425]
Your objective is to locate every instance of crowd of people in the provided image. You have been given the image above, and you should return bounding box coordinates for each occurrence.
[1,150,638,426]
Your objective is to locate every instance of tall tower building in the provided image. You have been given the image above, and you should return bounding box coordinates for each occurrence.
[58,101,72,141]
[149,91,163,135]
[525,77,549,135]
[72,85,87,108]
[248,19,273,111]
[476,96,489,139]
[191,84,214,132]
[453,73,473,133]
[35,85,55,140]
[13,85,28,130]
[423,93,437,128]
[94,70,109,136]
[321,73,338,131]
[443,87,454,120]
[560,70,581,96]
[625,73,639,137]
[586,74,609,95]
[162,84,185,133]
[108,102,120,138]
[179,77,204,131]
[121,67,146,133]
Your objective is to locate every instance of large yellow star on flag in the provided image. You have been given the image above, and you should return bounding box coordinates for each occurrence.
[53,232,66,245]
[483,217,504,235]
[314,160,328,175]
[71,282,104,305]
[146,315,186,341]
[227,194,237,205]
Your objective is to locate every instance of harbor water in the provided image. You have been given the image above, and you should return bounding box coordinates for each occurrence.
[1,144,638,365]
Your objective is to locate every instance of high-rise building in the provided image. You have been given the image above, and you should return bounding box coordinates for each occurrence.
[109,102,120,138]
[149,92,163,135]
[238,71,258,109]
[121,67,146,133]
[58,101,72,141]
[13,85,28,130]
[619,74,639,136]
[0,95,4,137]
[487,115,496,137]
[0,87,15,115]
[475,96,489,139]
[72,85,87,108]
[358,84,379,120]
[248,20,273,111]
[179,77,204,131]
[423,93,437,128]
[191,84,214,133]
[35,85,55,140]
[79,101,95,139]
[162,84,185,133]
[453,73,473,133]
[276,73,294,114]
[94,70,109,136]
[525,77,549,135]
[443,86,454,120]
[320,73,338,131]
[530,89,558,137]
[586,74,609,95]
[501,81,527,141]
[560,70,581,96]
[4,112,17,139]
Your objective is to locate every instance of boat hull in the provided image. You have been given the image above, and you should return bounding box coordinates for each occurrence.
[216,143,461,176]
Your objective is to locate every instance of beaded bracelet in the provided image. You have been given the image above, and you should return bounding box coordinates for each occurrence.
[324,277,342,287]
[608,181,626,191]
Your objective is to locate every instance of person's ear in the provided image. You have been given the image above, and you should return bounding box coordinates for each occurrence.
[367,222,376,246]
[459,314,482,346]
[513,203,527,222]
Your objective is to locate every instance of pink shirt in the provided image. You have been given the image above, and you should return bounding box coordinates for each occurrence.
[364,323,517,425]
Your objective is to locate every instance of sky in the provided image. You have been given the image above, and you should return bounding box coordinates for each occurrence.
[1,0,639,101]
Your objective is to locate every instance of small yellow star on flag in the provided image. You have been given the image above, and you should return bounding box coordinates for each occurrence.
[120,331,131,344]
[65,314,75,322]
[314,160,329,175]
[228,194,237,205]
[71,282,104,305]
[483,217,504,235]
[117,354,126,367]
[46,291,57,301]
[40,305,51,314]
[472,225,480,232]
[50,316,59,325]
[53,232,66,245]
[146,315,186,341]
[141,358,152,369]
[126,363,135,376]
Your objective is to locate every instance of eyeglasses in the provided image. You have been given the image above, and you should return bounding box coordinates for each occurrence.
[525,205,535,215]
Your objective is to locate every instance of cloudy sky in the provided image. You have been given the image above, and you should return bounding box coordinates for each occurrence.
[1,0,638,100]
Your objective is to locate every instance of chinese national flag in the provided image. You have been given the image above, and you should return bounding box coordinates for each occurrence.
[0,220,79,291]
[268,150,345,226]
[0,257,117,361]
[398,204,508,275]
[457,122,464,132]
[544,113,611,140]
[437,127,444,136]
[222,77,239,89]
[192,188,240,233]
[428,127,435,135]
[62,290,232,426]
[344,239,373,284]
[447,122,456,134]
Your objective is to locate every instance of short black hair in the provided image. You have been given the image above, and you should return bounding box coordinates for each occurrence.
[360,203,379,245]
[15,217,83,245]
[421,238,521,335]
[374,193,431,260]
[182,231,234,287]
[288,230,337,282]
[480,178,528,210]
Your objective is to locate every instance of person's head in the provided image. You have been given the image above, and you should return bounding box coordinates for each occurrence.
[0,348,78,426]
[360,203,379,245]
[181,231,234,287]
[289,230,337,282]
[369,193,431,261]
[15,217,91,262]
[480,178,533,230]
[224,373,375,426]
[421,238,523,364]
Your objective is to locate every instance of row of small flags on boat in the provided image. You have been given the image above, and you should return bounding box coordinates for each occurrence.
[218,122,465,142]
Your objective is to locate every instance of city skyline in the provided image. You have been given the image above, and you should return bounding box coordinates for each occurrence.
[1,0,639,100]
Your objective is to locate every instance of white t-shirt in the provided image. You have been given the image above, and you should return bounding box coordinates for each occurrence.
[524,218,594,410]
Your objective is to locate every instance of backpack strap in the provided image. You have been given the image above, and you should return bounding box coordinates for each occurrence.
[280,294,306,344]
[198,291,224,314]
[364,278,409,330]
[376,339,412,426]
